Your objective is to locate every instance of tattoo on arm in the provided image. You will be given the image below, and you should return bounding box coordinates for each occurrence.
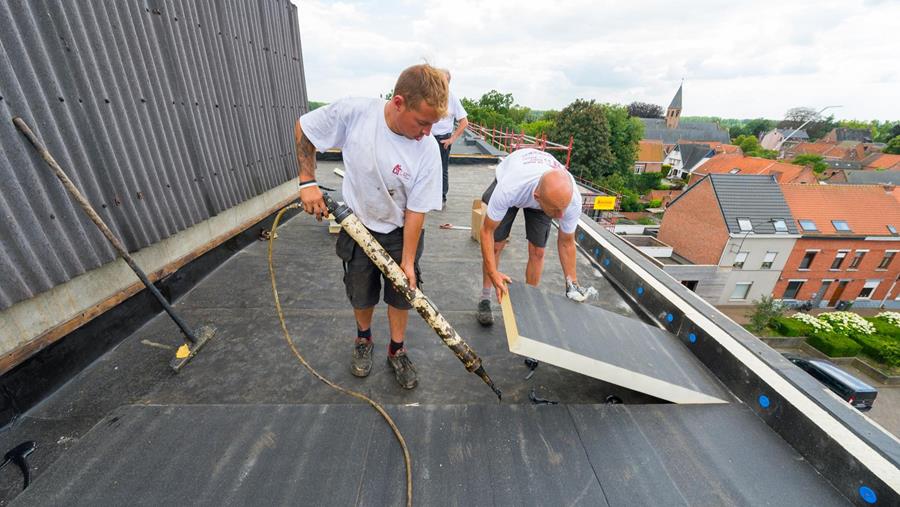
[295,121,317,180]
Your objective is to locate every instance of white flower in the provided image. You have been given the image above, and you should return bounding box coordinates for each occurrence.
[790,313,833,332]
[875,311,900,327]
[818,312,875,335]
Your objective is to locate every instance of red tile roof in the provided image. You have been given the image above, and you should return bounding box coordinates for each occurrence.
[864,153,900,170]
[693,154,814,183]
[637,140,665,162]
[678,140,741,154]
[780,184,900,236]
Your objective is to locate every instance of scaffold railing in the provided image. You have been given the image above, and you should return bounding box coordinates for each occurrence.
[466,122,573,169]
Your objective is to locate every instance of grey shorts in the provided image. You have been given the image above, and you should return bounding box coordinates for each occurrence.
[335,227,424,310]
[481,180,552,248]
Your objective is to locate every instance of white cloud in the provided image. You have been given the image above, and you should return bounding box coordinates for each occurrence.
[295,0,900,120]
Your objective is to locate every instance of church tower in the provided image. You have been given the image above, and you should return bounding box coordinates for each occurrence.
[666,83,682,129]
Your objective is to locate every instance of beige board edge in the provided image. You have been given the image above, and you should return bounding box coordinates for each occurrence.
[515,335,728,404]
[500,292,520,352]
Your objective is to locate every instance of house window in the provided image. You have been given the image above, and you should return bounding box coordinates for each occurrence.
[832,220,851,232]
[848,251,867,269]
[681,280,699,291]
[737,218,753,232]
[772,219,788,233]
[783,280,805,299]
[761,251,777,269]
[831,251,848,270]
[634,163,646,174]
[878,251,896,270]
[799,251,817,270]
[799,220,818,232]
[858,280,880,300]
[729,168,740,174]
[731,282,752,300]
[888,225,897,235]
[733,251,749,269]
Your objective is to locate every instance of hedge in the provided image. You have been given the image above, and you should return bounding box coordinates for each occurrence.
[806,331,862,358]
[772,317,811,337]
[868,318,900,340]
[850,333,900,367]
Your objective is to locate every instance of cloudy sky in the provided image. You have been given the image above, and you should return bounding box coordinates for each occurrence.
[295,0,900,120]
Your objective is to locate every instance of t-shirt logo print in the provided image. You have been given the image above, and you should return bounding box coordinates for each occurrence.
[391,163,411,181]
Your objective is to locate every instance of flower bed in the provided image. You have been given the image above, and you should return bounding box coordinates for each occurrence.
[817,311,875,336]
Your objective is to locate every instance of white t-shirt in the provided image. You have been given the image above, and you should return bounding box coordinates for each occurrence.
[432,91,467,136]
[487,149,582,234]
[299,98,442,233]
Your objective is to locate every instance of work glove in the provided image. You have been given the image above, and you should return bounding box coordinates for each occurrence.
[566,279,597,302]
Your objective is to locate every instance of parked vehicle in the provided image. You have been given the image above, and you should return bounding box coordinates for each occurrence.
[783,354,878,412]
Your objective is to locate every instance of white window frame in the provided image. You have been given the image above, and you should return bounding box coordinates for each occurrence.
[737,218,753,232]
[830,250,849,271]
[857,279,881,300]
[730,282,753,300]
[877,250,898,271]
[733,251,749,269]
[848,249,869,270]
[761,251,777,269]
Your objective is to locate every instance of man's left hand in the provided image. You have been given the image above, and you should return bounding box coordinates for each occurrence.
[441,137,454,149]
[401,260,417,291]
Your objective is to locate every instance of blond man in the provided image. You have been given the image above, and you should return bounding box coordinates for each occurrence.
[295,64,448,389]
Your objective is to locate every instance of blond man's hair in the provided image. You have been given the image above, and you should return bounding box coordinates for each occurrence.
[393,64,448,117]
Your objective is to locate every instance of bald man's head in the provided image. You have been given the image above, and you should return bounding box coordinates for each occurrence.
[534,169,573,219]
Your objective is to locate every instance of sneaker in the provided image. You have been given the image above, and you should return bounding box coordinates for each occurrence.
[387,349,418,389]
[565,280,597,302]
[351,338,374,377]
[476,299,494,326]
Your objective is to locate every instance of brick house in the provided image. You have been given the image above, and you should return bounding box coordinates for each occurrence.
[776,184,900,308]
[659,174,799,305]
[634,140,666,173]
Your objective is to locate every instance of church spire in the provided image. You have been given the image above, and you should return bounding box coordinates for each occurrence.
[666,81,682,129]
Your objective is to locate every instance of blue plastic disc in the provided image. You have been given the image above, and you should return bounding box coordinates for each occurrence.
[689,333,697,343]
[637,287,644,296]
[666,313,674,322]
[859,486,877,504]
[758,395,770,409]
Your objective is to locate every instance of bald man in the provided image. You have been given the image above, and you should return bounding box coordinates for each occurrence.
[477,148,592,326]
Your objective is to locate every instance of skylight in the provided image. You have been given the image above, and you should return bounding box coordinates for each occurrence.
[832,220,851,232]
[799,219,817,231]
[772,219,788,232]
[729,168,740,174]
[738,218,753,232]
[889,225,898,235]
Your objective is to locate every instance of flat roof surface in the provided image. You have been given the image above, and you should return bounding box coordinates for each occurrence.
[0,163,849,505]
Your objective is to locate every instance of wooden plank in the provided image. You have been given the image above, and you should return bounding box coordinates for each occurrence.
[500,281,729,404]
[0,193,298,375]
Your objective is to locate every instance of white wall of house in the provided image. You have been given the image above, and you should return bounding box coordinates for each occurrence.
[716,235,798,305]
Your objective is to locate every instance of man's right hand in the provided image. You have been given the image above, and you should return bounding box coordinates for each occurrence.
[299,185,328,221]
[489,270,512,302]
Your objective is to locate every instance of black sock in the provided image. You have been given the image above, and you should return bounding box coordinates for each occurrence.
[389,340,404,356]
[357,328,372,342]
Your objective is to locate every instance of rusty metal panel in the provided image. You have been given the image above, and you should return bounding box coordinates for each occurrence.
[0,0,307,309]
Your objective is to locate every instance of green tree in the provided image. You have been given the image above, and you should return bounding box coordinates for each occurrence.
[884,136,900,155]
[792,154,829,173]
[734,134,778,159]
[521,119,555,137]
[603,104,644,176]
[550,99,615,180]
[746,296,785,334]
[478,90,514,113]
[745,118,775,137]
[626,102,663,119]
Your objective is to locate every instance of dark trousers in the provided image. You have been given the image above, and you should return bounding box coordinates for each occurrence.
[434,133,452,201]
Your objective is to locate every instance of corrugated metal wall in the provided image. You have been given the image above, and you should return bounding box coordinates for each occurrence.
[0,0,307,310]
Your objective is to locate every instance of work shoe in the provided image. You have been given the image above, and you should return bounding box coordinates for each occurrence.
[387,349,418,389]
[351,338,374,377]
[566,280,598,302]
[476,299,494,326]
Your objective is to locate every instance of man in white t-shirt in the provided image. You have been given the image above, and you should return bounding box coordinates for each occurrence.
[431,69,468,206]
[295,64,447,389]
[476,148,593,325]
